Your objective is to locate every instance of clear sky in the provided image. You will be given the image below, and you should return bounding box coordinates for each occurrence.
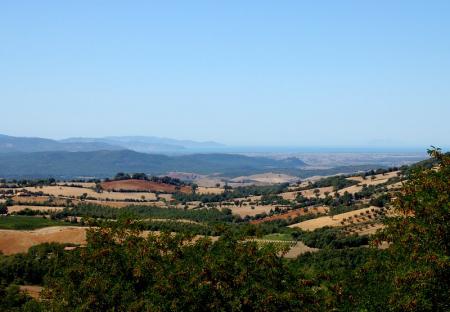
[1,1,449,148]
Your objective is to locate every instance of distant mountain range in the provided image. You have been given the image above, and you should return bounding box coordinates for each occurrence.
[0,134,120,153]
[0,134,224,154]
[0,134,311,179]
[0,134,416,179]
[0,150,308,179]
[60,136,225,153]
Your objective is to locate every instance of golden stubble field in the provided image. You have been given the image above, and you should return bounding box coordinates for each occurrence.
[24,186,159,201]
[280,171,401,201]
[228,205,278,217]
[7,205,65,213]
[1,171,403,256]
[10,195,167,208]
[288,206,381,231]
[0,226,88,255]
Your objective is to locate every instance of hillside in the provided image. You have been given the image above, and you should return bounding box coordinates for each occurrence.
[100,179,192,193]
[0,134,224,154]
[0,150,308,179]
[0,134,120,153]
[61,136,225,153]
[1,149,448,311]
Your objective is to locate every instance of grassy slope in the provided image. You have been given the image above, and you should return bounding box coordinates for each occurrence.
[0,216,62,230]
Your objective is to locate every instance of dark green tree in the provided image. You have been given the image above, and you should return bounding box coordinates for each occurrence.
[43,224,323,311]
[0,203,7,215]
[372,148,450,311]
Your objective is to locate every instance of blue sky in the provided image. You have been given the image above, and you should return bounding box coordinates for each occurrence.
[1,1,449,148]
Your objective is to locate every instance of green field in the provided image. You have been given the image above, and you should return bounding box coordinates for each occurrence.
[0,216,62,230]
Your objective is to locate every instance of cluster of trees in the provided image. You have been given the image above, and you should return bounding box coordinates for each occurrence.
[173,183,289,204]
[369,148,450,310]
[0,203,7,215]
[109,172,185,186]
[11,208,41,216]
[0,178,56,188]
[289,247,387,310]
[363,167,401,177]
[369,193,391,207]
[292,227,369,249]
[354,184,388,200]
[54,204,237,224]
[0,243,71,311]
[0,215,63,230]
[0,232,373,311]
[328,204,361,216]
[0,243,67,286]
[259,194,291,206]
[302,175,358,191]
[40,229,321,311]
[296,191,354,208]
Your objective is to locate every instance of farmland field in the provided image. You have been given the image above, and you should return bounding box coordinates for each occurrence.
[8,205,65,213]
[289,207,380,231]
[100,179,191,193]
[0,226,87,254]
[24,185,159,201]
[0,216,63,230]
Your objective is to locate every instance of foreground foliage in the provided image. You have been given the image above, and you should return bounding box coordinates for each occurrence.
[43,227,322,311]
[372,148,450,311]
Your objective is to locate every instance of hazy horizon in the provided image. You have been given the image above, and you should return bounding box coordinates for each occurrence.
[0,132,435,153]
[1,1,449,147]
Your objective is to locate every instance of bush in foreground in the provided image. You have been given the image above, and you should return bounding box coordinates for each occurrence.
[42,226,323,311]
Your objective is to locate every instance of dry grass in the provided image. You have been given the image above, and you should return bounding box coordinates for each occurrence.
[197,186,224,195]
[346,171,400,185]
[352,223,384,236]
[0,226,88,255]
[101,179,191,194]
[229,205,277,217]
[19,285,43,300]
[230,173,298,184]
[280,191,299,200]
[296,186,334,199]
[24,186,157,201]
[251,206,328,224]
[0,227,219,255]
[284,241,319,258]
[289,207,380,231]
[8,205,65,213]
[337,184,364,195]
[337,171,400,195]
[12,195,168,208]
[387,181,405,190]
[12,195,70,206]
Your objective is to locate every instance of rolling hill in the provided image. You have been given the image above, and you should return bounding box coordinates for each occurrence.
[0,150,308,179]
[0,134,225,154]
[0,134,120,153]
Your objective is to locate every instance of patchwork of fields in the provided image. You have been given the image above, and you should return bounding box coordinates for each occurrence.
[0,169,402,255]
